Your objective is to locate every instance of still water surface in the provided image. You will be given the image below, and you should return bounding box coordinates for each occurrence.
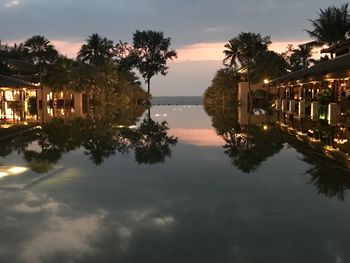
[1,105,350,263]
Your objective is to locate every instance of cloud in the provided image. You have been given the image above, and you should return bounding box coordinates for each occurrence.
[177,42,226,61]
[153,216,175,226]
[176,40,311,62]
[20,214,104,263]
[4,0,19,7]
[51,39,83,58]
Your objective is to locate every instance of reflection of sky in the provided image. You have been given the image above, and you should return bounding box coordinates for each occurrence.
[150,105,224,146]
[1,106,350,262]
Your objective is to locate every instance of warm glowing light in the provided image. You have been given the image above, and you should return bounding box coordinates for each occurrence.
[263,125,268,130]
[0,166,29,178]
[0,172,9,178]
[334,138,348,144]
[264,79,269,84]
[7,166,28,174]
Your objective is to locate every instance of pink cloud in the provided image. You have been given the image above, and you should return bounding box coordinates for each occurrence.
[51,40,83,58]
[176,40,312,62]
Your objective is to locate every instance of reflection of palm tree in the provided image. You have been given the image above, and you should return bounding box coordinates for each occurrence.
[128,116,177,165]
[286,135,350,201]
[225,126,285,173]
[307,165,350,201]
[23,134,62,174]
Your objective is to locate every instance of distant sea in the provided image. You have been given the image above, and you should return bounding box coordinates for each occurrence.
[151,96,203,105]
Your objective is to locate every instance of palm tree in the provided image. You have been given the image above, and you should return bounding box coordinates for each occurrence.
[132,30,177,95]
[24,35,59,71]
[225,32,271,105]
[77,33,114,66]
[0,41,11,74]
[223,38,239,69]
[234,32,271,70]
[250,50,288,82]
[306,4,350,45]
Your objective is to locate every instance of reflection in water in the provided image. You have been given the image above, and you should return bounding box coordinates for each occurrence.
[124,115,177,164]
[0,103,177,172]
[204,85,350,200]
[2,104,350,262]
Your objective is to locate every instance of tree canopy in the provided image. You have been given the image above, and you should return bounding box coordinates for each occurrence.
[132,30,177,94]
[306,3,350,45]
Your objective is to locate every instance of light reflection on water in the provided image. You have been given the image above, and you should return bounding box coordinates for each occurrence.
[0,106,350,263]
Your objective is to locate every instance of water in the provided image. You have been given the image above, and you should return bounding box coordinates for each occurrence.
[1,105,350,263]
[151,96,202,105]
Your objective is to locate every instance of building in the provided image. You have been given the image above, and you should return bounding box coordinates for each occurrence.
[270,40,350,126]
[0,59,86,125]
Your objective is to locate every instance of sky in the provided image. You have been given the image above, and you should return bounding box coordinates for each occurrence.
[0,0,344,95]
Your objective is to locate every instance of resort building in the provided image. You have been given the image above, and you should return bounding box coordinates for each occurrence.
[0,59,86,125]
[0,74,38,124]
[270,39,350,126]
[267,39,350,161]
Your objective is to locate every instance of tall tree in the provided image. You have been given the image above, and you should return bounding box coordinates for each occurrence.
[23,35,59,72]
[250,50,288,82]
[77,33,114,66]
[282,43,314,72]
[132,30,177,95]
[306,4,350,45]
[114,41,138,71]
[223,38,240,69]
[0,41,11,74]
[223,32,271,104]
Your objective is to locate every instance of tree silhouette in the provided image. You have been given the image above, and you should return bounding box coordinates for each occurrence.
[306,3,350,45]
[132,30,177,95]
[24,35,59,73]
[127,115,177,164]
[77,33,114,66]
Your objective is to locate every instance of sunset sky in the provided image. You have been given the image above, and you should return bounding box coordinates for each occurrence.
[0,0,338,95]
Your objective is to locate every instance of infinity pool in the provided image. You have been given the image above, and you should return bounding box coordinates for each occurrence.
[1,105,350,263]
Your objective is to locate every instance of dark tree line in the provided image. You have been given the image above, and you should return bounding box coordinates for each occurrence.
[0,30,177,101]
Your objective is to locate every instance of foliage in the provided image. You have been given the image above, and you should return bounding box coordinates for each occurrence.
[222,32,287,84]
[250,50,288,82]
[306,3,350,45]
[132,30,177,94]
[203,68,239,106]
[44,56,77,92]
[126,116,178,164]
[24,35,59,72]
[282,43,314,72]
[77,33,114,66]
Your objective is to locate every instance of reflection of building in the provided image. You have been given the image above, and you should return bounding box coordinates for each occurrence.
[238,82,277,128]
